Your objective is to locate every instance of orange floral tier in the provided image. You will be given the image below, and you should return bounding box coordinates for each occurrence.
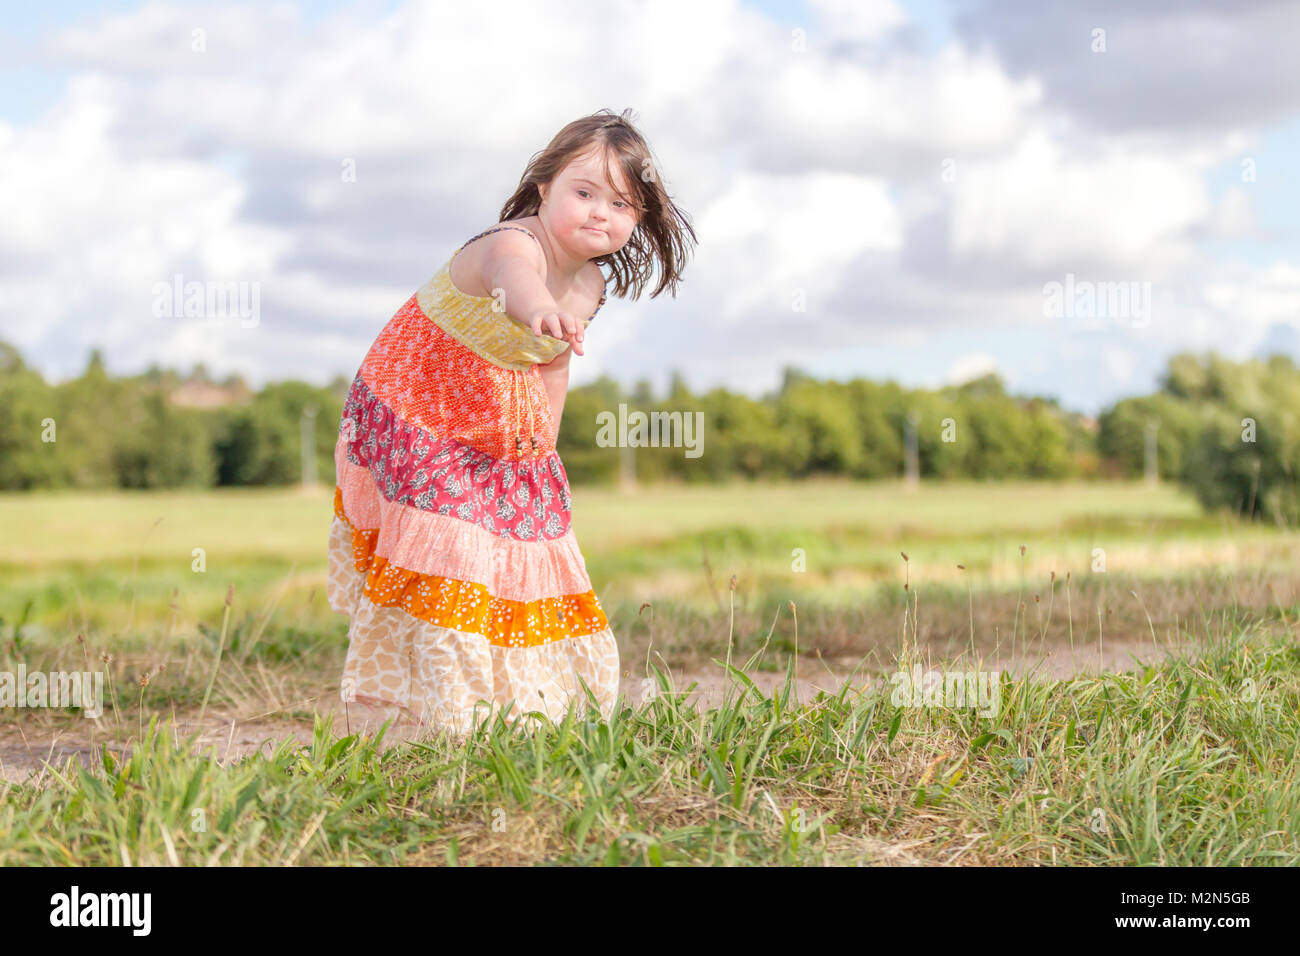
[331,485,609,647]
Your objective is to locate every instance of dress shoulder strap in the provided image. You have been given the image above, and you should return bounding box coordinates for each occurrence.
[455,224,541,255]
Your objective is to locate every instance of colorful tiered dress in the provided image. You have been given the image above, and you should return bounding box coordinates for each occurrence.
[326,224,619,736]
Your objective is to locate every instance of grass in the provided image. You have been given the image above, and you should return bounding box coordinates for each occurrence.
[0,480,1296,864]
[3,478,1297,639]
[0,582,1295,865]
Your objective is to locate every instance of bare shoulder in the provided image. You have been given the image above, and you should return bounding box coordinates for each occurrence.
[449,221,546,297]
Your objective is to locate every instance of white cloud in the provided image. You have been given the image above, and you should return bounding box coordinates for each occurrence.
[1206,187,1260,241]
[807,0,907,41]
[767,42,1043,165]
[0,0,1295,420]
[0,70,295,377]
[1202,262,1300,335]
[694,169,901,319]
[948,127,1210,274]
[1104,346,1137,385]
[945,352,999,385]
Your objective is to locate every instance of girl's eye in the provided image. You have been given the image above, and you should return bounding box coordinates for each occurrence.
[578,189,628,209]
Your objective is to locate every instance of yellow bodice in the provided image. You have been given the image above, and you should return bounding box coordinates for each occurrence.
[416,248,593,371]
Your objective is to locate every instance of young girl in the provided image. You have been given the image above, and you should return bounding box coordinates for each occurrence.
[326,109,696,737]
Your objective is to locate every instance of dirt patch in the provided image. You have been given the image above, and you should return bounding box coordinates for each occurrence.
[0,635,1181,787]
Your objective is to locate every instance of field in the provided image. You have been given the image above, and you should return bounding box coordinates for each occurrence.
[0,479,1297,865]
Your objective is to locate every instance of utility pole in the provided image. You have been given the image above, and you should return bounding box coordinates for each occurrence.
[904,409,920,489]
[1144,419,1158,486]
[619,442,636,492]
[302,402,318,487]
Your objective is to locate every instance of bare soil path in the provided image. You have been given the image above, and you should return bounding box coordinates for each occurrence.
[0,636,1176,786]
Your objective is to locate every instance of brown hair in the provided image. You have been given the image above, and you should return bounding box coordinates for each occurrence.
[498,108,697,301]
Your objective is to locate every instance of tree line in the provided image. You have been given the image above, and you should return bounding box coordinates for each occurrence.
[1,341,1295,523]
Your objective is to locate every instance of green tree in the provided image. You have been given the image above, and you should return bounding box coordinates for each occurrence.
[112,391,216,488]
[775,382,865,477]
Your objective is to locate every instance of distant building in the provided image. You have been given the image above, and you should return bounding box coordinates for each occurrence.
[166,378,252,408]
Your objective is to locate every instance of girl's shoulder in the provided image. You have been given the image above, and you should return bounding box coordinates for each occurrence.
[450,218,605,317]
[457,220,544,253]
[448,220,547,297]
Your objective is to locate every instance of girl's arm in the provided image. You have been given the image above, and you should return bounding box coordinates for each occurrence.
[479,229,586,351]
[538,346,571,445]
[480,230,558,328]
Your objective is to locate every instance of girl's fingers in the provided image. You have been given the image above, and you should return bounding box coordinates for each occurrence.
[562,326,583,356]
[528,312,582,345]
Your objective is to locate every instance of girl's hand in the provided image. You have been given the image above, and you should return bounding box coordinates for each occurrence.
[528,309,585,356]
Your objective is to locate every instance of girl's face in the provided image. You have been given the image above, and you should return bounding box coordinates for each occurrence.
[539,148,640,260]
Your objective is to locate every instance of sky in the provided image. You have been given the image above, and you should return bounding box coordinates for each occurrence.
[1,0,1298,416]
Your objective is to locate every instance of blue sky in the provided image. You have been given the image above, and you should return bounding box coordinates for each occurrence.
[2,0,1298,416]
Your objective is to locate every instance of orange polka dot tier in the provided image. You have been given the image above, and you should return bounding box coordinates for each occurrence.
[325,229,619,735]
